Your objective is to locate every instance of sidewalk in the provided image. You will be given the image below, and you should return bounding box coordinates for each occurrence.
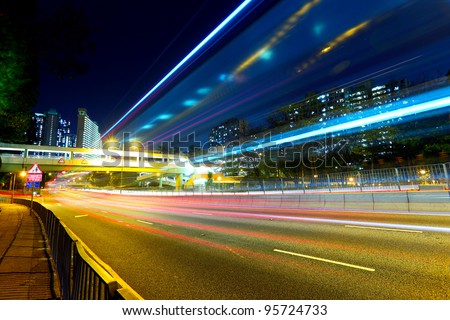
[0,203,59,300]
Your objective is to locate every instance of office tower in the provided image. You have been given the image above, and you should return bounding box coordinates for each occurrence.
[76,108,102,149]
[42,109,60,146]
[32,113,45,145]
[57,118,71,147]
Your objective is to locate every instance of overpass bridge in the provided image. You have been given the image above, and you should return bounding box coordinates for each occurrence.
[0,143,197,189]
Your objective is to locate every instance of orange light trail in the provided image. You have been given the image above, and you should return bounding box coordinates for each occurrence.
[234,0,321,75]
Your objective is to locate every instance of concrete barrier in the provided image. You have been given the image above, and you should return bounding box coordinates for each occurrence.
[142,190,450,213]
[342,193,374,211]
[408,191,450,212]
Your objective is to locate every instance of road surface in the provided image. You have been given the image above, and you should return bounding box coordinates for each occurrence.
[40,190,450,299]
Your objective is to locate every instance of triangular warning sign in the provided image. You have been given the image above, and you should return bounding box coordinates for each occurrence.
[28,163,43,174]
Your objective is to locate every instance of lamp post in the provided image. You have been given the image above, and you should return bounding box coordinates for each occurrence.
[121,142,124,193]
[11,171,26,204]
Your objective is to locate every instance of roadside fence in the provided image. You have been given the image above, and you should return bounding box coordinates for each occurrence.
[13,198,141,300]
[121,162,449,195]
[222,163,450,194]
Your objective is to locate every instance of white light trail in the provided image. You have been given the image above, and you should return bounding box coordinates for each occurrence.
[344,225,423,233]
[263,93,450,149]
[199,86,450,162]
[102,0,255,139]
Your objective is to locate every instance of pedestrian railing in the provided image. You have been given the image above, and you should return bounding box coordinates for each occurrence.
[13,198,140,300]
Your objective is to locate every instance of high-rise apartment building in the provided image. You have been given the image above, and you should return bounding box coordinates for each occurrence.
[62,133,77,148]
[76,108,102,149]
[274,79,411,161]
[33,110,73,147]
[42,109,60,146]
[32,113,45,145]
[209,118,248,146]
[282,79,410,129]
[57,118,71,147]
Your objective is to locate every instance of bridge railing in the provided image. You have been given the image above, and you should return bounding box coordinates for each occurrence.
[192,162,450,194]
[12,198,140,300]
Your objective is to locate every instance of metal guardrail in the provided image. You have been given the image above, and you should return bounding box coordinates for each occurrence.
[238,163,450,193]
[12,198,138,300]
[72,240,118,299]
[93,163,448,195]
[198,162,450,194]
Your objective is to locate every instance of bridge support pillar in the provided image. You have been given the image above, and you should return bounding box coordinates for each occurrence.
[175,174,183,191]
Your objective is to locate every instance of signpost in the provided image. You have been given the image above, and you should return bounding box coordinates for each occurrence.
[27,164,43,215]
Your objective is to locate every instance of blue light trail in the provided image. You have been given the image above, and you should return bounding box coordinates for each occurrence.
[101,0,256,139]
[264,89,450,149]
[197,86,450,162]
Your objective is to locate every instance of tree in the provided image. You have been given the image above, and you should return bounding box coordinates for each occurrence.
[205,171,213,190]
[394,112,450,164]
[0,1,94,143]
[0,1,38,142]
[349,124,399,168]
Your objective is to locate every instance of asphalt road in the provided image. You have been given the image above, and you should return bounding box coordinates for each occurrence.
[39,190,450,299]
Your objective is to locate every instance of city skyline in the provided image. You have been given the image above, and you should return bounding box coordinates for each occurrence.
[30,1,450,148]
[34,0,253,135]
[29,107,100,149]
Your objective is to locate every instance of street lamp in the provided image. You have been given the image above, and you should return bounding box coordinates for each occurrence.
[11,171,26,204]
[419,169,429,184]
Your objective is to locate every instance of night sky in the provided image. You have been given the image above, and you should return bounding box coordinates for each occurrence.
[34,0,450,145]
[34,0,248,132]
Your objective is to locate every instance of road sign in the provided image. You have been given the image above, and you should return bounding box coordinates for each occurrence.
[26,182,40,189]
[28,163,43,174]
[27,163,43,182]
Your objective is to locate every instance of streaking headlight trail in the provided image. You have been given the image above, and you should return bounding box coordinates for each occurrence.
[267,88,450,148]
[209,86,450,159]
[101,0,257,139]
